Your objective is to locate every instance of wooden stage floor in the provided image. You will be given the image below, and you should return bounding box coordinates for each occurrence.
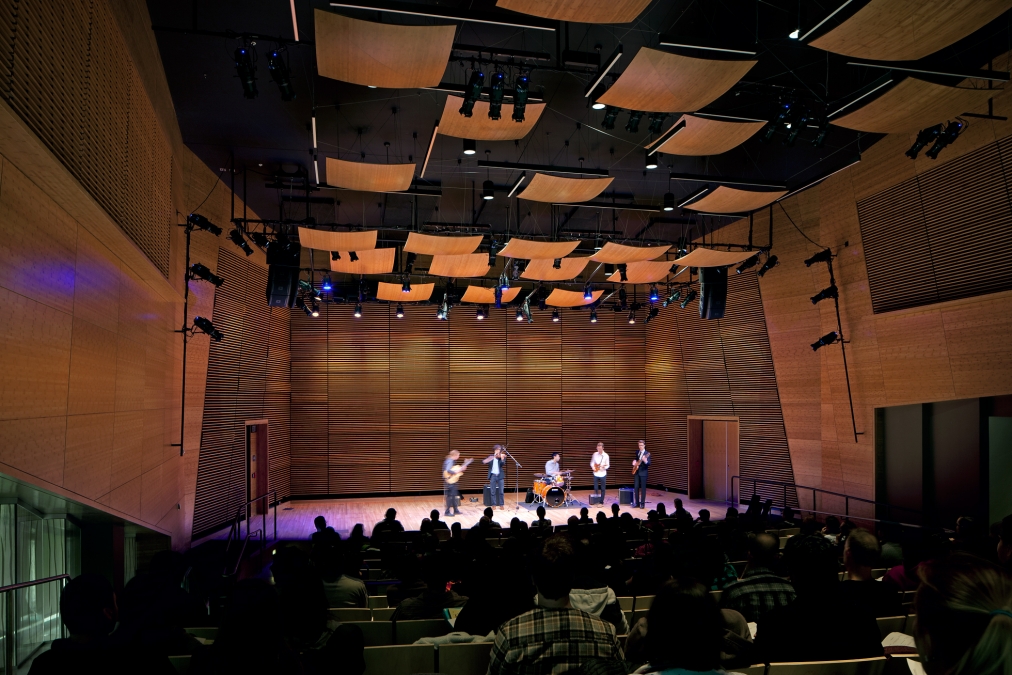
[198,488,735,543]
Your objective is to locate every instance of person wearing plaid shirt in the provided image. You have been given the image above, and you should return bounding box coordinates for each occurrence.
[720,533,795,624]
[488,535,624,675]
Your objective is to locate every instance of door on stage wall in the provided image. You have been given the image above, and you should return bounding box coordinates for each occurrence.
[687,416,739,502]
[246,420,269,515]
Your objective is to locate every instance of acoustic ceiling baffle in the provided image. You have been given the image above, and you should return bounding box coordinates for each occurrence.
[590,242,670,263]
[647,114,767,156]
[297,227,379,251]
[329,248,397,274]
[605,260,675,284]
[403,232,484,256]
[437,96,547,141]
[497,238,581,260]
[680,186,787,214]
[460,286,523,304]
[545,288,605,307]
[517,174,614,203]
[325,157,416,192]
[829,78,995,134]
[520,257,591,281]
[672,248,768,268]
[428,253,492,278]
[376,282,435,302]
[496,0,652,24]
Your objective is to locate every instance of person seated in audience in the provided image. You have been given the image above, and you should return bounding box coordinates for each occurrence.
[455,556,536,637]
[780,506,797,527]
[113,569,205,658]
[694,508,712,528]
[595,511,608,525]
[568,538,629,635]
[312,515,339,545]
[320,547,368,609]
[720,532,795,623]
[610,503,621,520]
[531,505,553,530]
[914,552,1012,675]
[840,528,902,618]
[822,515,842,543]
[29,574,174,674]
[489,535,623,675]
[673,498,693,531]
[877,522,904,569]
[624,579,753,672]
[579,507,594,525]
[1000,514,1012,571]
[798,516,819,536]
[484,506,503,529]
[656,503,668,518]
[389,555,467,620]
[346,523,367,552]
[429,509,449,530]
[882,529,948,592]
[568,515,582,529]
[372,508,404,539]
[755,534,883,663]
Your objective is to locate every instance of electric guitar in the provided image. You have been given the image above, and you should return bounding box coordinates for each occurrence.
[632,451,649,475]
[443,457,474,484]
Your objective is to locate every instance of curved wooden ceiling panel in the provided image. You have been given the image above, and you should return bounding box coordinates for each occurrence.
[495,0,652,24]
[314,9,456,88]
[517,173,614,203]
[590,242,669,263]
[403,232,484,255]
[606,260,674,284]
[498,238,581,259]
[376,282,435,302]
[329,248,396,274]
[682,185,786,214]
[672,248,760,268]
[649,114,766,156]
[298,228,378,251]
[460,286,523,304]
[521,257,591,281]
[325,157,416,193]
[597,48,756,113]
[831,78,994,134]
[428,253,491,278]
[546,288,604,307]
[437,96,547,141]
[809,0,1012,62]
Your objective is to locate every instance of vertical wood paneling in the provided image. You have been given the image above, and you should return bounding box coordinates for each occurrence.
[645,308,691,491]
[562,311,615,480]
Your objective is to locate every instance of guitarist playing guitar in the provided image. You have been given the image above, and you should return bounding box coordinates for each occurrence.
[442,450,473,517]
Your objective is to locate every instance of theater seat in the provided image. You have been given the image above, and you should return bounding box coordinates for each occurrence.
[345,620,394,646]
[734,665,767,675]
[183,627,218,641]
[364,644,436,675]
[634,595,654,611]
[169,655,191,674]
[618,596,634,611]
[766,656,888,675]
[370,595,390,609]
[437,642,493,675]
[332,607,374,621]
[395,618,451,644]
[876,616,906,639]
[374,607,397,620]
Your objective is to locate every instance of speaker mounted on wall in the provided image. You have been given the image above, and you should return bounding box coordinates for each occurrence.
[266,237,302,308]
[699,266,728,319]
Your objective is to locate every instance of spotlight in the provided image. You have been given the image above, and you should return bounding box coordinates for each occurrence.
[459,70,485,117]
[189,262,224,287]
[310,301,320,317]
[521,301,532,323]
[463,138,477,155]
[405,252,417,273]
[482,180,495,200]
[906,124,943,159]
[439,300,450,320]
[628,310,636,324]
[229,229,254,256]
[250,231,269,248]
[811,331,838,351]
[649,285,659,303]
[590,309,598,323]
[193,316,223,341]
[757,254,779,277]
[647,113,668,134]
[811,284,839,305]
[234,46,257,99]
[499,272,511,291]
[488,71,505,120]
[644,307,659,324]
[553,258,562,270]
[645,151,658,170]
[804,249,833,267]
[663,289,680,307]
[512,74,529,123]
[762,100,793,142]
[349,251,359,262]
[617,263,628,282]
[296,296,312,316]
[679,289,697,308]
[812,119,830,148]
[663,192,675,211]
[354,303,362,318]
[591,101,606,110]
[402,278,412,293]
[788,28,800,39]
[488,245,497,267]
[299,279,321,301]
[784,107,809,147]
[625,110,644,133]
[331,251,341,261]
[552,309,560,322]
[436,307,445,320]
[736,253,761,274]
[476,306,486,320]
[516,308,524,322]
[925,120,965,160]
[266,49,295,101]
[187,213,222,236]
[601,106,619,130]
[321,275,333,292]
[396,304,405,318]
[538,296,547,311]
[584,284,593,301]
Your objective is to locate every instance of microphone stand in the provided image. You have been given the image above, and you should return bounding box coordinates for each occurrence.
[501,446,522,512]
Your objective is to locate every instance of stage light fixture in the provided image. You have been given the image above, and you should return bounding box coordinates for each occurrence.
[618,287,628,309]
[762,100,793,143]
[250,231,269,248]
[601,106,619,130]
[649,285,659,303]
[617,263,628,282]
[477,306,487,320]
[349,251,359,262]
[925,120,965,160]
[193,316,223,341]
[591,101,606,110]
[439,299,450,320]
[331,251,341,261]
[553,258,562,270]
[482,179,495,200]
[584,284,593,301]
[663,289,680,307]
[785,108,809,147]
[189,263,224,287]
[266,49,295,101]
[488,245,497,267]
[234,46,258,99]
[645,151,658,170]
[463,138,477,155]
[187,213,222,236]
[788,28,800,39]
[812,119,830,148]
[299,280,322,301]
[590,309,598,323]
[811,331,838,351]
[499,272,511,291]
[736,253,761,274]
[663,192,675,211]
[516,308,524,321]
[552,309,560,322]
[296,296,312,316]
[405,252,417,273]
[757,254,779,277]
[488,71,505,120]
[459,70,485,117]
[354,303,362,318]
[229,229,254,256]
[538,296,547,311]
[512,74,529,123]
[647,113,668,134]
[804,249,833,267]
[396,304,405,318]
[310,301,320,317]
[680,289,697,308]
[644,306,659,324]
[625,110,644,133]
[521,301,533,323]
[494,286,503,309]
[906,124,943,159]
[811,284,839,305]
[402,278,412,293]
[628,310,636,324]
[321,275,333,291]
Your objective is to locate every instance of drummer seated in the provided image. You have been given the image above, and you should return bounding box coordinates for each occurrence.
[531,506,553,530]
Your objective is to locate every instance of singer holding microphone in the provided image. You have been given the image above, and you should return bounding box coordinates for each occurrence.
[482,444,507,510]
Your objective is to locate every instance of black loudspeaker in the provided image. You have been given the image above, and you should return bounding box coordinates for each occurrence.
[699,266,728,319]
[265,237,301,308]
[483,484,493,506]
[619,487,634,505]
[589,493,604,505]
[525,488,535,504]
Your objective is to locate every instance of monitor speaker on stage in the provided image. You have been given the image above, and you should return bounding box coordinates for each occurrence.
[589,493,604,505]
[699,266,728,320]
[265,236,301,308]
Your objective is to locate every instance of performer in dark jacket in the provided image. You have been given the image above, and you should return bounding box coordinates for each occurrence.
[633,440,650,508]
[482,445,508,510]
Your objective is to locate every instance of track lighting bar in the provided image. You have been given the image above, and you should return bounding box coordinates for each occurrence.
[584,44,624,97]
[477,160,609,177]
[646,119,686,156]
[668,173,787,190]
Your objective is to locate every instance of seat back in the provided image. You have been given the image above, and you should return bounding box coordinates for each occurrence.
[734,665,767,675]
[710,590,723,603]
[331,607,374,622]
[395,618,451,644]
[876,616,906,639]
[634,595,654,611]
[871,568,887,580]
[374,607,397,621]
[617,596,634,611]
[369,595,390,609]
[169,655,191,674]
[346,620,394,646]
[184,627,218,640]
[364,644,436,675]
[767,657,888,675]
[779,536,791,550]
[438,642,494,675]
[779,528,800,536]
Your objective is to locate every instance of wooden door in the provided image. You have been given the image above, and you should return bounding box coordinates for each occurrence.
[703,420,728,501]
[247,421,269,515]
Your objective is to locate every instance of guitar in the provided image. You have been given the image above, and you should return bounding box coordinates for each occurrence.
[443,457,474,484]
[632,451,649,475]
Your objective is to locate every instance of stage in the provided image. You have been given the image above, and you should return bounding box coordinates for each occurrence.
[195,488,735,544]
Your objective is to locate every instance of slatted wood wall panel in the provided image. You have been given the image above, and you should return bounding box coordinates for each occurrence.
[858,135,1012,313]
[290,296,330,495]
[0,0,172,277]
[192,251,291,536]
[645,309,692,491]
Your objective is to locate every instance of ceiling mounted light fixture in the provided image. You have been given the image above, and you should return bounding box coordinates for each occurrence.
[512,73,529,123]
[811,331,838,351]
[463,138,477,155]
[354,303,362,318]
[396,304,405,318]
[488,71,505,120]
[757,254,780,277]
[459,70,485,117]
[601,106,620,130]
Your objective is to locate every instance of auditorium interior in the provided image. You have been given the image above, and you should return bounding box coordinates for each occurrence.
[1,0,1012,673]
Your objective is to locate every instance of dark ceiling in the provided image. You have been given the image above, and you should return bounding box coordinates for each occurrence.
[148,0,1012,250]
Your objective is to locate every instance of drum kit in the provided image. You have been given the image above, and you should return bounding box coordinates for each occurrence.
[532,470,574,507]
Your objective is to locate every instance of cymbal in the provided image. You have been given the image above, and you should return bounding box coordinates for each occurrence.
[533,473,545,478]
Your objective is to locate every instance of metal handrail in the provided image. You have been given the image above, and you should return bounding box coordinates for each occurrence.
[223,491,277,577]
[3,574,70,672]
[0,574,70,594]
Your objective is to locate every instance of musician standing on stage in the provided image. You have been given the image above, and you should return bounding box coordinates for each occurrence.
[483,444,507,510]
[442,450,463,517]
[545,452,562,480]
[632,440,650,509]
[591,442,610,501]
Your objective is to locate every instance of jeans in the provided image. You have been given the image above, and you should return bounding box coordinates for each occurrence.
[489,473,505,506]
[593,475,606,500]
[633,471,647,507]
[444,483,460,513]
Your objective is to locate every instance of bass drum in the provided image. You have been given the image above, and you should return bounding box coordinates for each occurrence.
[545,486,566,507]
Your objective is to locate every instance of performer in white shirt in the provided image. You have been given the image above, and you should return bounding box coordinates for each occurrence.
[590,442,610,500]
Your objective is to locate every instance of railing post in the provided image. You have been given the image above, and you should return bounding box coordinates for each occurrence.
[5,588,15,674]
[783,484,787,511]
[845,496,849,517]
